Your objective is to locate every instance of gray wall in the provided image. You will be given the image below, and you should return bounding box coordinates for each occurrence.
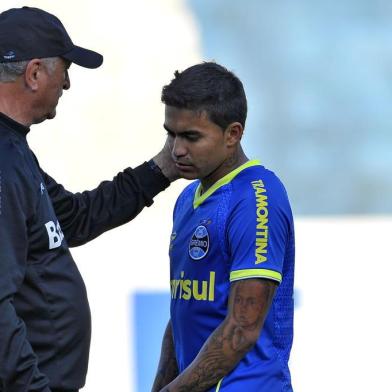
[189,0,392,214]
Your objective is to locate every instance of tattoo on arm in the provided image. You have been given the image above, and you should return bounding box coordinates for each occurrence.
[164,279,276,392]
[152,320,179,392]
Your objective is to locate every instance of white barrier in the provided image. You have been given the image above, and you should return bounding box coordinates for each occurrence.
[71,215,392,391]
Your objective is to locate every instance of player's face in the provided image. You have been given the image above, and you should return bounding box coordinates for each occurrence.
[32,58,71,124]
[164,106,233,187]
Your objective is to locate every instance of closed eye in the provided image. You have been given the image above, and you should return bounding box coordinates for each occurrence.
[166,129,175,138]
[163,124,201,142]
[182,133,201,142]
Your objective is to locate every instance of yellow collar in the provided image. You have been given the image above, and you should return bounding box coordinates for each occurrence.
[193,159,261,209]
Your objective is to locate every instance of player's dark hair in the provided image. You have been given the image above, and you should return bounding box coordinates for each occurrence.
[161,62,247,130]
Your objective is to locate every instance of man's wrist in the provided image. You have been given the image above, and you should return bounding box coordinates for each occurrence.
[148,158,164,175]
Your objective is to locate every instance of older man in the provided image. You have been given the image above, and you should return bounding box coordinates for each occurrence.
[0,6,177,392]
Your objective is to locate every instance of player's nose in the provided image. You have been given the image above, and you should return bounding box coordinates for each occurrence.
[172,137,187,158]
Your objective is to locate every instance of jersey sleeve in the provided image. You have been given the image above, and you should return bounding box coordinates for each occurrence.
[227,176,292,284]
[39,161,170,247]
[0,149,51,391]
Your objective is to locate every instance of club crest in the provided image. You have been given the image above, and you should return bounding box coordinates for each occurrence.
[189,225,209,260]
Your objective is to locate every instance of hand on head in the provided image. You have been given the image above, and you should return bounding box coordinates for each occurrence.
[152,137,180,182]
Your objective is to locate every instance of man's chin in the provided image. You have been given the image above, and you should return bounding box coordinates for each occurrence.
[46,110,57,120]
[32,111,57,125]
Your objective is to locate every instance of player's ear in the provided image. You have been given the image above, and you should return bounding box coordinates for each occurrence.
[225,122,244,147]
[24,59,43,91]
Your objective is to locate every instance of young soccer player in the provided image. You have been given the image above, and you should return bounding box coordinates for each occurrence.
[152,62,295,392]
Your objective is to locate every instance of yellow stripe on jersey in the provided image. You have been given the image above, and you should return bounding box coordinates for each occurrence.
[230,268,282,283]
[215,378,224,392]
[193,159,261,209]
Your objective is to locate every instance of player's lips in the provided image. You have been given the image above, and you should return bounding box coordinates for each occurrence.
[175,161,193,170]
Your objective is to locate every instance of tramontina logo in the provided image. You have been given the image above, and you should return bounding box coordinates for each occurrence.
[189,225,209,260]
[3,50,16,60]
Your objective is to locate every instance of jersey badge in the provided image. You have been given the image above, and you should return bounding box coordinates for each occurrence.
[189,225,209,260]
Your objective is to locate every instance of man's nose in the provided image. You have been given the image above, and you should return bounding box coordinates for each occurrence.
[63,70,70,90]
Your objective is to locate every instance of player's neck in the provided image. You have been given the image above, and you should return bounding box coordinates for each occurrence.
[200,148,248,195]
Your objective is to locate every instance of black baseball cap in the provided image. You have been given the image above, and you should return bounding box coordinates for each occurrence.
[0,6,103,68]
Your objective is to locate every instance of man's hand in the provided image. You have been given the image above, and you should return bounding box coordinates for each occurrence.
[152,137,180,182]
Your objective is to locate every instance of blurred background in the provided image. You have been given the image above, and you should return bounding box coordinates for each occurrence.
[2,0,392,390]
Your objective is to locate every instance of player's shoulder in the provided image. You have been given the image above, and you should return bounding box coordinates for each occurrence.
[173,180,199,213]
[231,160,291,210]
[234,161,286,193]
[177,180,199,200]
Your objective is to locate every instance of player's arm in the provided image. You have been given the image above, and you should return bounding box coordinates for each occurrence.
[152,320,179,392]
[160,278,276,392]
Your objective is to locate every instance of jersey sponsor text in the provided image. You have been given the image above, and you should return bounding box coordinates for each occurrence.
[252,179,269,264]
[171,271,215,301]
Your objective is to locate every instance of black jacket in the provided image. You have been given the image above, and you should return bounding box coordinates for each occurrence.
[0,113,169,391]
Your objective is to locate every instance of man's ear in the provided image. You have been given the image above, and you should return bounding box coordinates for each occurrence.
[225,122,244,147]
[24,59,43,91]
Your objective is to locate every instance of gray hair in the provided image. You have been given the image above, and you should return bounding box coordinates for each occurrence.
[0,57,60,82]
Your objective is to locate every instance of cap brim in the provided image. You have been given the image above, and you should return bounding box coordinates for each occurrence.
[62,45,103,69]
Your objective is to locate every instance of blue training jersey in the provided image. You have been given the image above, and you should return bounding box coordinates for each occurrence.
[169,160,295,391]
